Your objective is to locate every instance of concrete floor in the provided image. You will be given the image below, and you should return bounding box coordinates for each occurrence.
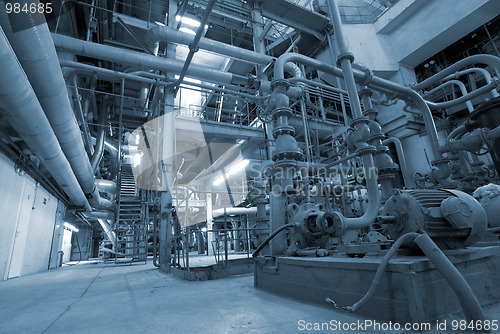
[1,261,499,334]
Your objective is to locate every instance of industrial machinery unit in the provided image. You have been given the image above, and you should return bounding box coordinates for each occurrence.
[0,0,499,327]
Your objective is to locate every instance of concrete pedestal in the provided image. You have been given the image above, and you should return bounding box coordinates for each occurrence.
[254,246,500,323]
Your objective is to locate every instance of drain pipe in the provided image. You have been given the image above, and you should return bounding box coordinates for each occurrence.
[0,10,112,210]
[170,0,216,94]
[0,28,90,209]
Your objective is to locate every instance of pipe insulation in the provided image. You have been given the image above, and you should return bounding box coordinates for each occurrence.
[0,27,90,209]
[0,8,111,209]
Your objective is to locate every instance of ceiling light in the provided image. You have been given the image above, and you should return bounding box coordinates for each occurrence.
[175,15,201,27]
[179,27,196,35]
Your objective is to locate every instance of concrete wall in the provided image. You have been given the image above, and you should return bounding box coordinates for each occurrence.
[0,152,65,280]
[375,0,498,67]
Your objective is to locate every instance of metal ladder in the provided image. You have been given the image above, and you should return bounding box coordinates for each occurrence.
[114,164,147,263]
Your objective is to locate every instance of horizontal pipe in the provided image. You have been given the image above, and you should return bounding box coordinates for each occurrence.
[412,54,500,91]
[424,80,473,112]
[0,27,90,209]
[442,67,499,98]
[52,33,248,87]
[425,80,499,110]
[146,23,274,65]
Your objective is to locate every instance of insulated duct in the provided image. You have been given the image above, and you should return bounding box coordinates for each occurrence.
[0,27,90,209]
[0,9,111,210]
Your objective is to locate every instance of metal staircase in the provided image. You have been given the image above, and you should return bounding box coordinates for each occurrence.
[114,163,147,263]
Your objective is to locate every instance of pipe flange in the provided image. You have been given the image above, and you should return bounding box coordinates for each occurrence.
[272,106,293,118]
[272,150,304,162]
[272,126,295,138]
[348,116,370,127]
[358,88,373,98]
[359,69,374,87]
[364,108,379,119]
[270,79,290,91]
[355,146,377,156]
[336,52,354,66]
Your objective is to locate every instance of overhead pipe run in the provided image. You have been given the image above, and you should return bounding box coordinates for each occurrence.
[0,27,90,210]
[0,8,111,210]
[424,80,474,112]
[51,34,303,100]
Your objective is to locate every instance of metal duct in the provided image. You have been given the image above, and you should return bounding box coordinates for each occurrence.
[0,10,112,210]
[0,28,90,209]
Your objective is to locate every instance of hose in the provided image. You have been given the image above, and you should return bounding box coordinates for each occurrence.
[326,232,420,312]
[252,223,295,257]
[326,233,486,323]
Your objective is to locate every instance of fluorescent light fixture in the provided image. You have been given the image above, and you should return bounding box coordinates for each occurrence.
[213,159,249,185]
[201,227,207,232]
[64,222,79,233]
[135,134,140,145]
[174,75,200,84]
[175,15,201,27]
[179,27,196,35]
[155,21,165,26]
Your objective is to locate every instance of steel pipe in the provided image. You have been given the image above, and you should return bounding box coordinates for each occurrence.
[442,68,499,98]
[424,80,473,112]
[412,54,500,91]
[383,137,415,187]
[0,9,111,209]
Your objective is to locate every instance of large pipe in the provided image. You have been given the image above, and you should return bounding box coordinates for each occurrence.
[52,33,249,88]
[145,21,274,66]
[170,0,216,93]
[0,8,111,209]
[0,28,90,209]
[52,34,303,99]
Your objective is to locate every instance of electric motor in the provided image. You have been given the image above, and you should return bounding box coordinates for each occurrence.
[380,189,487,249]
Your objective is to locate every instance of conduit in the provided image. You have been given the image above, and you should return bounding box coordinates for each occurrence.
[0,27,90,209]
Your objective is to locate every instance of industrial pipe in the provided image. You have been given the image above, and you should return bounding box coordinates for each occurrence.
[90,105,108,173]
[170,0,216,93]
[382,137,415,187]
[442,68,499,98]
[95,179,117,197]
[0,9,111,210]
[52,34,303,99]
[412,54,500,91]
[424,80,474,112]
[0,27,90,209]
[145,22,274,66]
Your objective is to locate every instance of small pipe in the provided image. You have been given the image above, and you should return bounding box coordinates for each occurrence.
[424,80,473,112]
[425,80,499,111]
[90,105,107,173]
[412,54,500,91]
[442,68,499,98]
[382,137,414,187]
[252,223,296,257]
